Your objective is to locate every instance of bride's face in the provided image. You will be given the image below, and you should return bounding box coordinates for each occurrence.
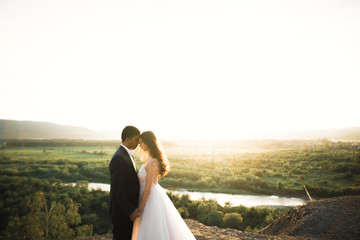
[140,139,149,152]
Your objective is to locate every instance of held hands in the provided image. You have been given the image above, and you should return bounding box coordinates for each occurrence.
[138,208,144,215]
[129,208,143,222]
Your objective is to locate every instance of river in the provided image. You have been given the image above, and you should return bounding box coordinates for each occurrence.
[88,183,307,207]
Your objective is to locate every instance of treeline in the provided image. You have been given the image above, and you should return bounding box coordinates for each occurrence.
[0,175,289,239]
[168,192,289,232]
[1,139,119,148]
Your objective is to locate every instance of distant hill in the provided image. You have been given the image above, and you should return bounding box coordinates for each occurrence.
[277,127,360,141]
[0,119,120,140]
[0,119,359,140]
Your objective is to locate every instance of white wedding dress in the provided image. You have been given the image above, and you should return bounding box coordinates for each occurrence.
[132,165,196,240]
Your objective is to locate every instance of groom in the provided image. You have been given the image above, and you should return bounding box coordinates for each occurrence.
[108,126,141,240]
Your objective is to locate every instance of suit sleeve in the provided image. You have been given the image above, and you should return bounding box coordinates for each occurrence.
[110,156,137,216]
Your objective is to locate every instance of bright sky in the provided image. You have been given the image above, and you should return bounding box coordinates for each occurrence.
[1,0,359,140]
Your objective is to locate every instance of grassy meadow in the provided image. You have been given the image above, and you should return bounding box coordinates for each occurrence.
[1,139,359,238]
[3,139,359,197]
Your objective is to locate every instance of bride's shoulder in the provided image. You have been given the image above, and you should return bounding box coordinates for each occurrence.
[148,158,159,167]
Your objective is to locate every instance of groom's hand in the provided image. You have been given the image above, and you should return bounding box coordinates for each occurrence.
[129,208,140,221]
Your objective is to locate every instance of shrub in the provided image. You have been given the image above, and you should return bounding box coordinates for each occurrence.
[254,171,263,177]
[223,212,243,229]
[177,207,189,218]
[198,201,217,215]
[206,210,224,226]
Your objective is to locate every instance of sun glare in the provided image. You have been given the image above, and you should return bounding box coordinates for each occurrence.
[0,0,359,140]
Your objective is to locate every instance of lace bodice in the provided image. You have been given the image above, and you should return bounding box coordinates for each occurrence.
[138,165,147,192]
[138,159,159,195]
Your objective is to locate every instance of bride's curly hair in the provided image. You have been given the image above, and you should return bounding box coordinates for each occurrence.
[140,131,170,178]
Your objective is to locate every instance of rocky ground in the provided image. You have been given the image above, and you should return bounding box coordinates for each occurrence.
[78,220,303,240]
[184,219,303,240]
[79,195,360,240]
[259,195,360,240]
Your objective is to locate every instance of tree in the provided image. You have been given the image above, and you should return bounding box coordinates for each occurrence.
[4,192,92,240]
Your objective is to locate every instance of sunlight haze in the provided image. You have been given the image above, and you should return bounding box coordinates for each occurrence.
[1,0,359,140]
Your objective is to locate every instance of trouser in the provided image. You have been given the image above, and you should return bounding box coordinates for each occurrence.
[111,215,133,240]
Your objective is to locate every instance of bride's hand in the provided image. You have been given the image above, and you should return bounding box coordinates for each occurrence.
[138,208,144,215]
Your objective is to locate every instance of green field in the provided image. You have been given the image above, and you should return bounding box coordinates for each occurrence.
[1,146,113,183]
[1,139,359,239]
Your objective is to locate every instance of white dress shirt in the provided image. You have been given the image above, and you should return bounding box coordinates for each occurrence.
[121,144,137,171]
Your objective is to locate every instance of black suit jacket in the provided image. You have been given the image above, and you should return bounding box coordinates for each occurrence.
[108,146,140,217]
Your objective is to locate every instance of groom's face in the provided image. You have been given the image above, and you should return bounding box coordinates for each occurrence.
[128,135,140,150]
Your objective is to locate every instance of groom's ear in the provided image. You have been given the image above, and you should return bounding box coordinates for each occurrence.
[123,137,130,144]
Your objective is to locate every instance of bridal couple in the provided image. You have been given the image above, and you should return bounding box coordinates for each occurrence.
[108,126,196,240]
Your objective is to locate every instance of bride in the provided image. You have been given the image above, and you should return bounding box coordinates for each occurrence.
[132,131,196,240]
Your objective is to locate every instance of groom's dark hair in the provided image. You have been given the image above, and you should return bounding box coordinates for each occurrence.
[121,126,140,142]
